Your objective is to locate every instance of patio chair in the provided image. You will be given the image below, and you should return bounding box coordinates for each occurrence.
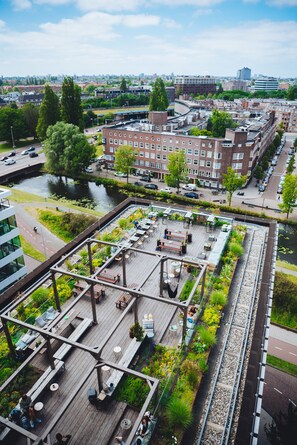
[44,306,56,320]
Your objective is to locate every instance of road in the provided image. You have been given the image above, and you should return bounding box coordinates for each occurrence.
[0,144,45,178]
[262,365,297,417]
[268,324,297,365]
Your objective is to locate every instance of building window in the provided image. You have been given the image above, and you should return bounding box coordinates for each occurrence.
[139,152,144,157]
[162,146,167,151]
[151,144,155,150]
[110,147,114,153]
[145,161,150,167]
[206,161,211,167]
[201,150,206,157]
[139,142,144,148]
[157,145,161,150]
[134,142,138,147]
[202,143,206,147]
[145,143,149,149]
[207,151,212,158]
[188,140,192,145]
[200,160,205,167]
[145,152,149,158]
[232,163,243,169]
[214,152,222,159]
[187,158,192,164]
[162,154,167,160]
[193,159,198,165]
[206,171,211,177]
[114,140,118,145]
[157,154,161,160]
[129,141,133,146]
[140,136,143,140]
[199,170,205,176]
[109,139,113,144]
[156,163,161,169]
[214,162,221,169]
[139,160,144,166]
[187,148,192,155]
[150,162,155,167]
[187,168,192,174]
[168,146,173,152]
[232,153,244,160]
[194,149,199,156]
[151,153,155,159]
[193,169,198,174]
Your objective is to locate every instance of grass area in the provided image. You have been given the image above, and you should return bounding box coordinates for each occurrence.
[20,235,46,262]
[267,354,297,377]
[271,309,297,330]
[38,209,73,242]
[0,138,36,152]
[1,186,104,217]
[276,259,297,273]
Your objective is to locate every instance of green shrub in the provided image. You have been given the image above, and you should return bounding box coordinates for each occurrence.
[166,397,193,430]
[229,242,244,258]
[31,288,50,307]
[115,376,148,407]
[198,357,209,374]
[179,279,195,301]
[210,290,227,307]
[198,325,217,348]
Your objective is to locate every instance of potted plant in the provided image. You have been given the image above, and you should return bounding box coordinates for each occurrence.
[129,322,144,341]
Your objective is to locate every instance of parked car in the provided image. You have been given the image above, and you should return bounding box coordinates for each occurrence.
[277,186,283,194]
[21,149,29,155]
[8,151,16,157]
[114,171,126,177]
[134,181,143,186]
[140,175,151,182]
[27,146,36,152]
[144,183,158,190]
[4,158,16,165]
[258,184,266,192]
[184,192,199,199]
[160,187,172,194]
[237,191,245,196]
[182,184,197,191]
[29,152,38,158]
[0,156,8,161]
[85,167,93,173]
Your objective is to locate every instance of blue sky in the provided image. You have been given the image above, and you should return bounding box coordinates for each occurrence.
[0,0,296,77]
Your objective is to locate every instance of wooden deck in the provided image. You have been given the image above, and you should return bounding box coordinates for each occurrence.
[10,218,219,445]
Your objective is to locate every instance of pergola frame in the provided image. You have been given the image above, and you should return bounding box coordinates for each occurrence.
[0,233,207,444]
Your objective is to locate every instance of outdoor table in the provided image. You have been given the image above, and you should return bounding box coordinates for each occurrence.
[130,235,139,242]
[136,229,145,235]
[121,418,132,430]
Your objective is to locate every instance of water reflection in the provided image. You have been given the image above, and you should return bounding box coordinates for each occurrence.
[11,174,126,213]
[278,223,297,264]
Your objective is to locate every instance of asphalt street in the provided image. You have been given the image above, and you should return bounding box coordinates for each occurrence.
[268,325,297,365]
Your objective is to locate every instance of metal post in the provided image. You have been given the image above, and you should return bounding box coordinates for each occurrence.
[51,271,61,312]
[46,336,55,370]
[182,308,188,342]
[1,318,16,359]
[89,284,98,325]
[87,241,93,275]
[10,126,16,149]
[97,365,103,392]
[159,258,165,298]
[201,267,206,300]
[134,295,138,325]
[122,249,127,287]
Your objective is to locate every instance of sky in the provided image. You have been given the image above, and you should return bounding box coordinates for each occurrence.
[0,0,296,78]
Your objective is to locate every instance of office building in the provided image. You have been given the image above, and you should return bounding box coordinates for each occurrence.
[0,188,26,293]
[174,75,217,97]
[254,77,279,91]
[237,67,251,81]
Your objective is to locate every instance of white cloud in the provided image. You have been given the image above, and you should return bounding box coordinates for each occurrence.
[34,0,70,5]
[122,14,160,27]
[0,20,6,29]
[267,0,297,5]
[163,18,181,28]
[12,0,32,10]
[75,0,141,11]
[152,0,224,5]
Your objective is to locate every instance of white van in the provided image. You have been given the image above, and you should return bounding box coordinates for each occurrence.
[182,183,197,191]
[271,157,277,166]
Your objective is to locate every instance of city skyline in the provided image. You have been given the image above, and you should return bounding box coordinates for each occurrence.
[0,0,296,78]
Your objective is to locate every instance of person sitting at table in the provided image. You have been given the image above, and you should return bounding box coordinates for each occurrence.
[115,437,143,445]
[188,305,197,319]
[136,415,151,438]
[53,433,72,444]
[19,394,42,428]
[134,220,143,230]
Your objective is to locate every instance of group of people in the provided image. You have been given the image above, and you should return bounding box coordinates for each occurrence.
[115,412,152,445]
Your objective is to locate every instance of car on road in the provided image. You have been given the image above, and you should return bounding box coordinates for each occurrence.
[85,167,93,173]
[140,175,151,182]
[258,184,266,192]
[21,149,29,155]
[4,158,16,165]
[0,156,8,162]
[28,146,36,152]
[144,183,158,190]
[237,191,245,196]
[160,187,172,194]
[134,181,143,186]
[184,192,199,199]
[114,171,127,177]
[8,151,16,157]
[277,186,283,194]
[182,183,197,191]
[29,152,38,158]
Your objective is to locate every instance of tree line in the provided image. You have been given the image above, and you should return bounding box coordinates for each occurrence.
[194,84,297,101]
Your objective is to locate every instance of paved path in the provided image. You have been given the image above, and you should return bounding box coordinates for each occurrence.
[268,325,297,365]
[276,265,297,277]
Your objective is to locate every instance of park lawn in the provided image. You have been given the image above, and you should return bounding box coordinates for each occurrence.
[20,235,46,262]
[37,209,73,242]
[276,259,297,273]
[267,354,297,377]
[271,309,297,330]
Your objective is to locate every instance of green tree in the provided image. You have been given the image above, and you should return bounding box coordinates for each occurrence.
[43,121,96,176]
[207,109,237,137]
[286,156,295,174]
[165,151,187,193]
[287,84,297,101]
[222,167,247,206]
[149,77,169,111]
[253,165,264,180]
[61,77,84,131]
[0,106,26,144]
[120,78,128,92]
[293,138,297,149]
[279,174,297,218]
[36,85,60,140]
[22,103,39,139]
[114,145,137,183]
[188,128,212,137]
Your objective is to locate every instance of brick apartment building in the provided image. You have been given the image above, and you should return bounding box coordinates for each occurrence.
[102,110,276,188]
[174,75,217,97]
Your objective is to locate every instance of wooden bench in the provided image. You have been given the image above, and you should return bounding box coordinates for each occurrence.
[73,281,105,304]
[104,337,145,398]
[166,232,187,242]
[97,273,121,284]
[0,359,65,440]
[157,242,183,255]
[53,318,93,361]
[115,293,133,310]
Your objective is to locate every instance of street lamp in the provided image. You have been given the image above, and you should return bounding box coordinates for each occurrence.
[10,126,16,150]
